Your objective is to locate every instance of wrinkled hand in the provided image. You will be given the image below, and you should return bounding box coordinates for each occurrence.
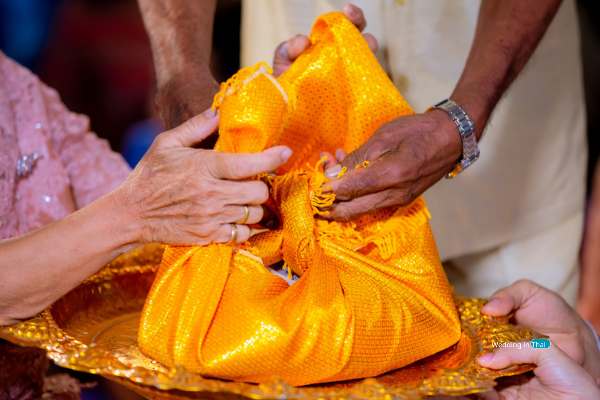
[321,111,462,222]
[119,109,292,245]
[272,4,378,78]
[476,339,600,400]
[480,280,600,382]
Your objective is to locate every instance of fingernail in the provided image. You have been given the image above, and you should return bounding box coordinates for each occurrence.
[335,149,346,161]
[477,353,494,364]
[485,299,501,308]
[279,41,290,58]
[325,164,342,178]
[203,107,217,119]
[280,147,293,162]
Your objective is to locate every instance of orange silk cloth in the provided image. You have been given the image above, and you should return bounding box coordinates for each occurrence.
[138,12,461,386]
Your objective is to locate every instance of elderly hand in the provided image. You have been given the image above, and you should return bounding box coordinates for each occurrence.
[0,108,291,325]
[320,111,462,221]
[480,280,600,382]
[119,108,292,245]
[272,4,378,78]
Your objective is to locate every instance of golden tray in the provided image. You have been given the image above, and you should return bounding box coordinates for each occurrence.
[1,245,545,399]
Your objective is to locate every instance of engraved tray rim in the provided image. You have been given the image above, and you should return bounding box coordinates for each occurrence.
[0,244,546,399]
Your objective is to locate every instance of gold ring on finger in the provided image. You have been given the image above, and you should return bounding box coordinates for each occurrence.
[225,223,238,245]
[235,205,250,225]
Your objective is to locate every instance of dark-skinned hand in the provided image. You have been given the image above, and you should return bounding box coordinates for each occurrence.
[320,111,462,222]
[271,4,463,222]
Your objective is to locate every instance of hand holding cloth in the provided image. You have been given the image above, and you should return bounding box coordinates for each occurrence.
[138,12,460,386]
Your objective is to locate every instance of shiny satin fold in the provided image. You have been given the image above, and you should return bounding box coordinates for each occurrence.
[138,12,461,386]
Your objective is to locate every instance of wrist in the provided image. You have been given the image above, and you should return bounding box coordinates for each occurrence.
[427,108,468,172]
[449,84,495,141]
[100,185,147,249]
[155,70,219,129]
[427,97,482,178]
[155,70,219,108]
[155,63,216,94]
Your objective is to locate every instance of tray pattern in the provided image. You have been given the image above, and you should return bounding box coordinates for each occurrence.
[0,244,545,399]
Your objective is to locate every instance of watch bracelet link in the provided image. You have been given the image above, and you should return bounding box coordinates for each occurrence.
[430,99,480,179]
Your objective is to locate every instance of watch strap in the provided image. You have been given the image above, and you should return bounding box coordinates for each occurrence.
[431,99,480,179]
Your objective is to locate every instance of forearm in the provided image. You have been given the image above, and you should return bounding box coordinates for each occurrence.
[138,0,217,87]
[450,0,563,137]
[579,159,600,328]
[580,201,600,305]
[138,0,219,128]
[0,189,140,325]
[579,316,600,379]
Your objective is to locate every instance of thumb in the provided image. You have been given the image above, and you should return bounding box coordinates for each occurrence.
[324,191,384,222]
[273,35,310,78]
[156,108,219,149]
[211,146,293,180]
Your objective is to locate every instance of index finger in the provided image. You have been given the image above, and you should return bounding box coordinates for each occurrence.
[478,343,600,398]
[211,146,293,180]
[477,340,566,372]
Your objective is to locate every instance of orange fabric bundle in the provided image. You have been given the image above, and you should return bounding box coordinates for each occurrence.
[138,12,461,386]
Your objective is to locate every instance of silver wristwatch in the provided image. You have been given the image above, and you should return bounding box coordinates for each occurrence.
[429,99,480,179]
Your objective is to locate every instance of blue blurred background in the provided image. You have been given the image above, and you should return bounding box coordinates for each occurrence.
[0,0,241,170]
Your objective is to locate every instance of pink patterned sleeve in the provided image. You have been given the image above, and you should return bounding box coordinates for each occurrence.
[42,85,132,209]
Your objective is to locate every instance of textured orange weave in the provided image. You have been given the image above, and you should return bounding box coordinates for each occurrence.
[138,12,461,386]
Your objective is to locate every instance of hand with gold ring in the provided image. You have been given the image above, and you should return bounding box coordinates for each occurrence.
[236,205,250,225]
[224,224,238,245]
[0,108,292,325]
[222,204,271,245]
[120,109,292,245]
